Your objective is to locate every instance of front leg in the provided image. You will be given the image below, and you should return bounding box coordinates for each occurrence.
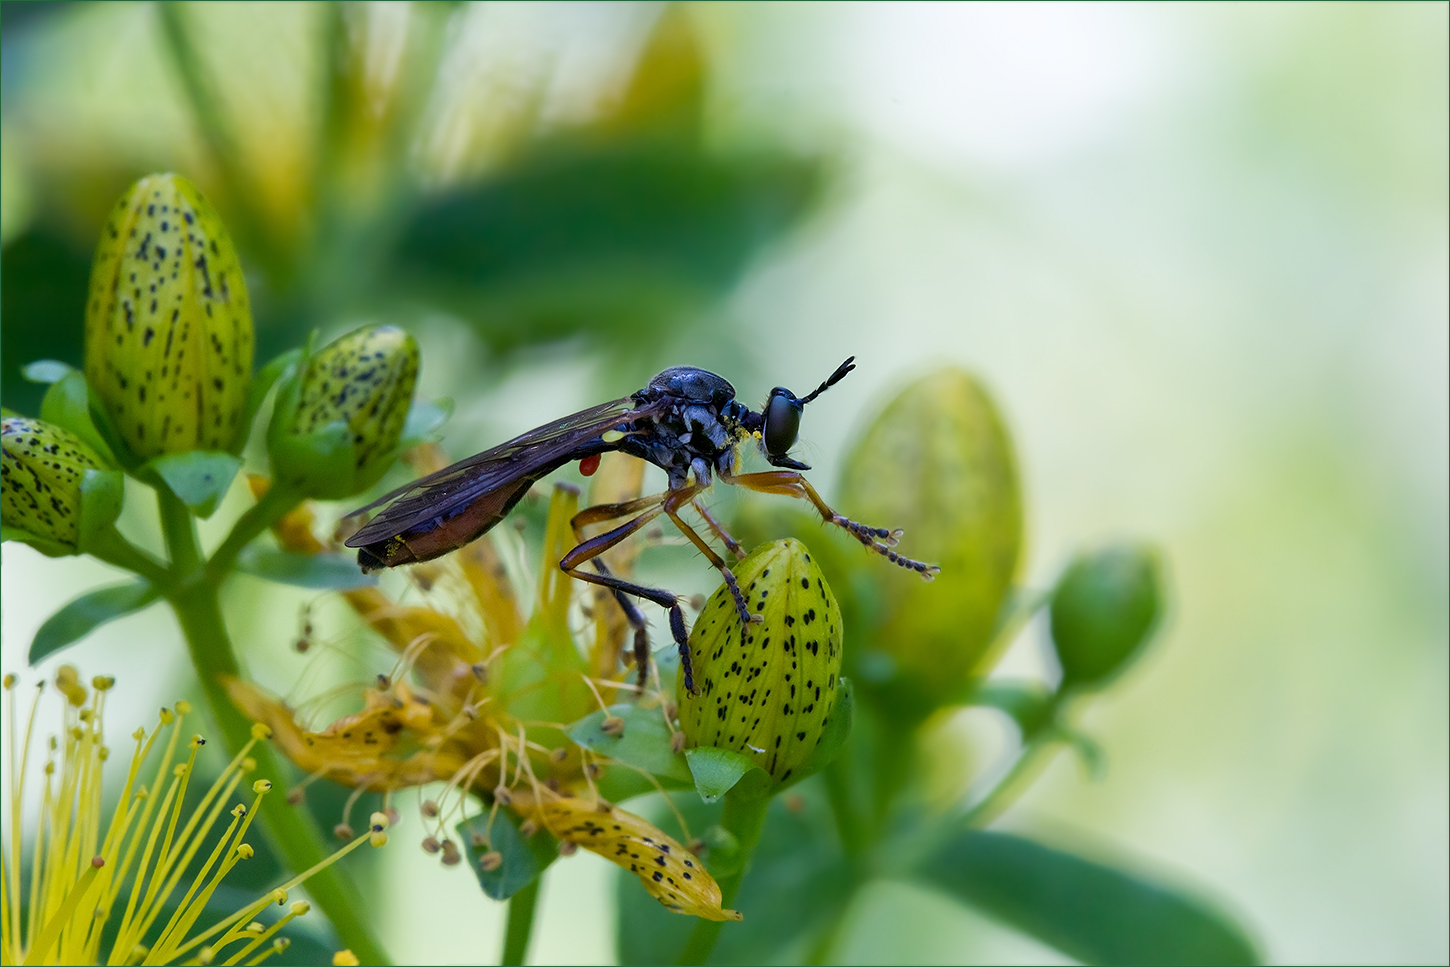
[720,468,941,579]
[561,504,700,694]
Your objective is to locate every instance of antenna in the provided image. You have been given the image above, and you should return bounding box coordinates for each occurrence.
[799,356,856,407]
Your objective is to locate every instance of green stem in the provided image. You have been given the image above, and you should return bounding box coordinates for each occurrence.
[960,735,1060,829]
[500,878,541,966]
[156,488,391,965]
[675,794,769,967]
[86,528,171,588]
[155,1,284,286]
[205,483,300,583]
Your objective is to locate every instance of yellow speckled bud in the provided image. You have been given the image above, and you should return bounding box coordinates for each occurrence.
[679,539,842,785]
[85,173,254,458]
[840,369,1022,711]
[268,325,419,500]
[1,416,117,554]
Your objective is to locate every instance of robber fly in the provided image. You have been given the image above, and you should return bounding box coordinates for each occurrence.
[345,358,938,693]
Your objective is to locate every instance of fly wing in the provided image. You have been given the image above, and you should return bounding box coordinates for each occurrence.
[344,395,655,547]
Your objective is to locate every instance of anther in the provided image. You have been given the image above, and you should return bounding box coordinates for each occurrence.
[493,786,512,806]
[422,837,440,854]
[421,800,439,817]
[287,787,306,806]
[519,819,538,838]
[558,841,579,857]
[376,674,391,689]
[671,731,686,753]
[334,823,355,841]
[550,746,569,764]
[471,831,488,848]
[601,716,624,737]
[479,851,503,872]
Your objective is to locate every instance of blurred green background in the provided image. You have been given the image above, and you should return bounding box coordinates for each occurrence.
[2,2,1445,964]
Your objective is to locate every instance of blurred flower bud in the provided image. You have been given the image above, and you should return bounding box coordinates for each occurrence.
[85,173,254,459]
[839,370,1022,713]
[1050,544,1163,689]
[679,539,843,785]
[2,416,122,555]
[267,325,419,499]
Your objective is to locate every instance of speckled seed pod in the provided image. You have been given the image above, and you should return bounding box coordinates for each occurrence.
[679,539,842,785]
[1,417,107,552]
[85,173,254,458]
[270,325,419,499]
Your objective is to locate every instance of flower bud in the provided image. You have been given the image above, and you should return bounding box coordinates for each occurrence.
[679,539,842,785]
[268,325,419,499]
[85,173,254,458]
[1050,544,1163,689]
[2,416,121,555]
[839,369,1021,712]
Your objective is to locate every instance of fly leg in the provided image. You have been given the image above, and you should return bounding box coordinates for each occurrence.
[664,490,758,629]
[565,494,701,693]
[571,493,670,690]
[719,468,940,579]
[692,497,747,561]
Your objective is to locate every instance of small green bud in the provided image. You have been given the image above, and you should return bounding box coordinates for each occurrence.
[267,325,419,500]
[1,417,119,555]
[679,539,843,785]
[1050,544,1163,689]
[85,173,254,458]
[839,370,1021,711]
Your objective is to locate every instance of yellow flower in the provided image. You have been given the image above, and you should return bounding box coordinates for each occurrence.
[0,667,386,966]
[227,452,738,921]
[84,173,254,459]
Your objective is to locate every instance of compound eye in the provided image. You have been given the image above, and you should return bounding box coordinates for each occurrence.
[763,389,802,457]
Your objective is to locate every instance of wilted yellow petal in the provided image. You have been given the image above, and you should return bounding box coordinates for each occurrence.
[515,792,740,922]
[223,677,463,790]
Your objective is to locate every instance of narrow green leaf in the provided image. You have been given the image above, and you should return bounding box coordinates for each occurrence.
[684,746,770,804]
[457,807,558,901]
[30,580,160,664]
[568,704,693,786]
[796,677,854,782]
[399,398,452,447]
[147,450,241,519]
[913,830,1260,966]
[969,679,1058,739]
[235,347,301,455]
[40,371,117,466]
[234,546,375,590]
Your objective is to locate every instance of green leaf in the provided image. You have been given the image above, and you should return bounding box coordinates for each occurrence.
[40,371,117,466]
[76,468,126,552]
[616,781,857,966]
[913,830,1260,966]
[30,580,160,664]
[684,746,771,804]
[388,142,821,349]
[399,397,452,448]
[457,807,558,901]
[147,451,242,519]
[234,546,375,590]
[235,347,301,455]
[23,359,74,383]
[567,704,694,787]
[796,676,854,782]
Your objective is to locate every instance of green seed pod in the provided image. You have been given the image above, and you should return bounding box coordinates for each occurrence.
[1,417,120,555]
[267,325,419,500]
[1050,544,1163,689]
[85,173,254,458]
[839,370,1022,713]
[679,539,843,786]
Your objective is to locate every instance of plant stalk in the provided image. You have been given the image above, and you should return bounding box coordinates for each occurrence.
[500,878,541,966]
[156,488,390,965]
[675,793,769,966]
[205,482,300,582]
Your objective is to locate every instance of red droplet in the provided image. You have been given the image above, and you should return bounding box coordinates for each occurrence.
[579,454,601,477]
